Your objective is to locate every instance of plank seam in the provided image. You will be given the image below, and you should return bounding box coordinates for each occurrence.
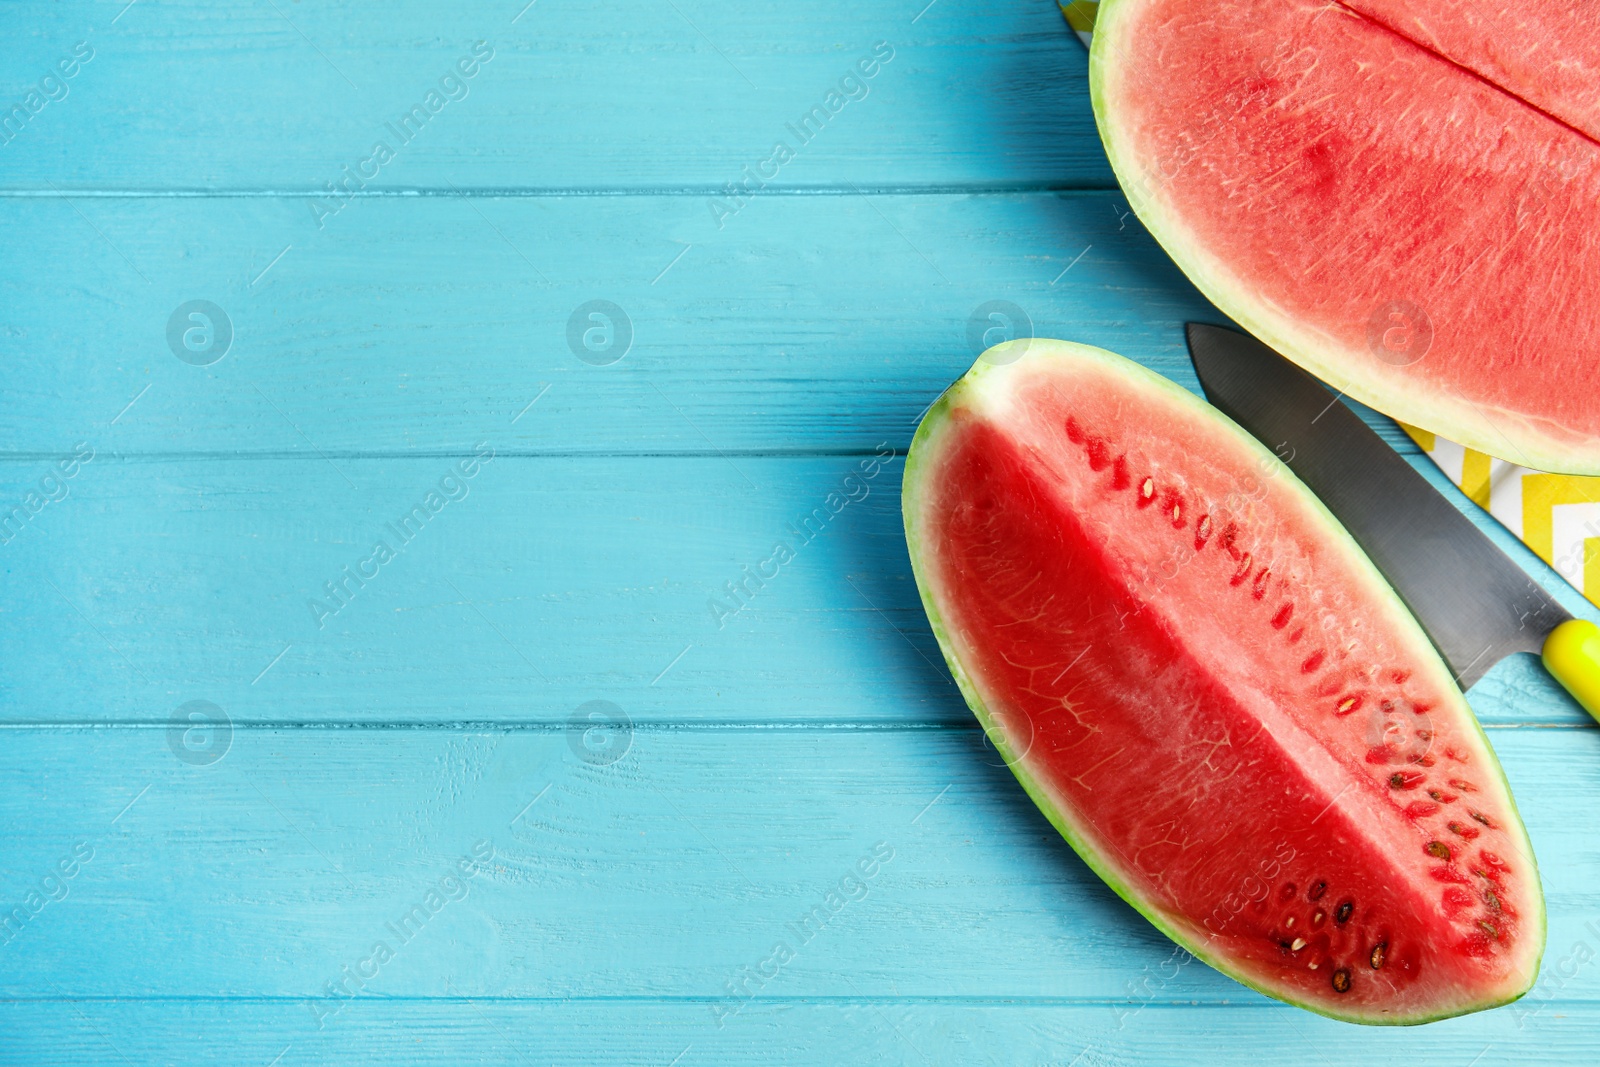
[0,184,1119,199]
[0,720,1582,730]
[0,448,913,463]
[5,994,1598,1007]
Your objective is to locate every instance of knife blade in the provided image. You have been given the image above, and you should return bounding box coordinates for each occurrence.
[1184,323,1570,691]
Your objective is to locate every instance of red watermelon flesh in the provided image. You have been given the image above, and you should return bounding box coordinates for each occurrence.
[1091,0,1600,475]
[903,340,1543,1023]
[1342,0,1600,139]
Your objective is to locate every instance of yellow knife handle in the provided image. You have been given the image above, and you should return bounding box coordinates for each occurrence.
[1543,619,1600,724]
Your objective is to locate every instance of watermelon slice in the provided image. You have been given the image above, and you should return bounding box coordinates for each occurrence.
[1090,0,1600,475]
[902,340,1544,1023]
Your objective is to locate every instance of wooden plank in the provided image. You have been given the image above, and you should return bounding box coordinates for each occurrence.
[3,999,1597,1067]
[0,191,1424,457]
[0,0,1112,190]
[0,727,1593,1015]
[1,455,1589,725]
[11,3,1591,1063]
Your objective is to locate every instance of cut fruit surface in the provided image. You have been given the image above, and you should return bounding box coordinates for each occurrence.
[903,340,1544,1023]
[1341,0,1600,140]
[1090,0,1600,474]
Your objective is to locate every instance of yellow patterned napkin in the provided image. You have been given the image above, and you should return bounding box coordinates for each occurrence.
[1063,1,1600,609]
[1061,0,1098,45]
[1398,425,1600,603]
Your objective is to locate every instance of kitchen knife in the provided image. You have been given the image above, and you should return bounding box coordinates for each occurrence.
[1185,322,1600,721]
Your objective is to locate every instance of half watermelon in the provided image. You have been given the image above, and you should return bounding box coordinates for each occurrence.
[1090,0,1600,474]
[903,340,1543,1023]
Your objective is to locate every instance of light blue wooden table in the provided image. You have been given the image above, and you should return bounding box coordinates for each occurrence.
[4,2,1598,1063]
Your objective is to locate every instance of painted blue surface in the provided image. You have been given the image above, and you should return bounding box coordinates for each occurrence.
[2,2,1596,1064]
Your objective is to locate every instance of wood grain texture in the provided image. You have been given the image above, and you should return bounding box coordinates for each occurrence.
[0,454,1590,725]
[1,190,1430,457]
[4,0,1594,1059]
[0,190,1216,455]
[1,727,1595,1004]
[5,1000,1600,1067]
[0,0,1112,191]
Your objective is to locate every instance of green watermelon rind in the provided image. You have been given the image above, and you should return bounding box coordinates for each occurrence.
[1086,0,1600,477]
[901,338,1545,1025]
